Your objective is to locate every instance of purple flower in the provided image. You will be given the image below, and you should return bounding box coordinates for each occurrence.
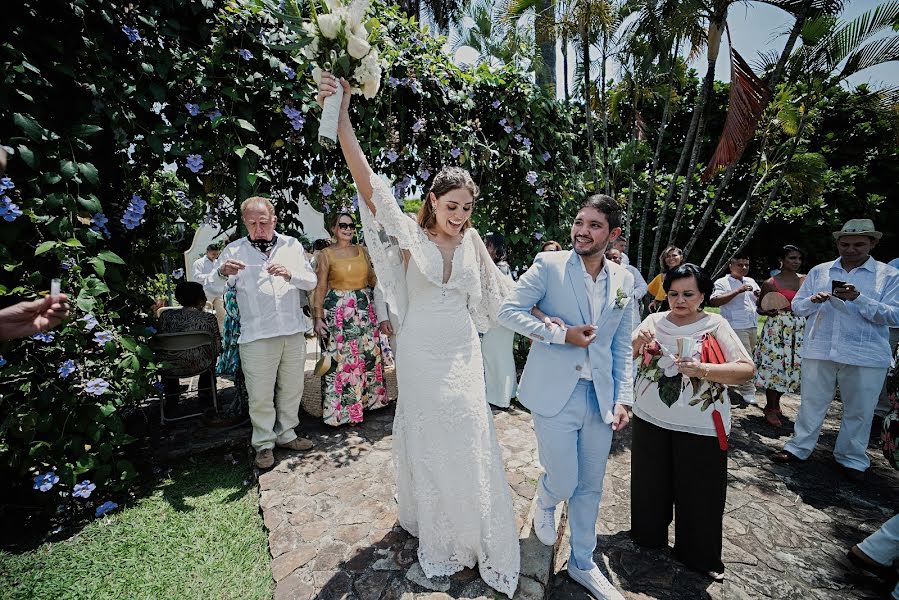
[72,480,97,499]
[499,118,507,127]
[450,147,461,159]
[503,124,513,134]
[58,360,76,379]
[283,105,305,131]
[85,378,110,396]
[95,501,119,517]
[542,151,551,161]
[411,119,425,133]
[0,196,23,222]
[0,356,6,368]
[145,326,157,336]
[238,48,253,61]
[171,268,184,280]
[385,149,398,163]
[534,232,544,240]
[185,103,200,117]
[185,154,204,173]
[536,188,546,197]
[514,134,522,142]
[321,183,333,197]
[526,171,538,185]
[81,313,98,331]
[388,77,400,88]
[491,100,501,109]
[419,169,431,181]
[121,195,146,230]
[33,471,59,492]
[122,26,141,42]
[32,332,55,343]
[282,65,296,79]
[206,109,222,121]
[91,212,111,238]
[94,330,115,345]
[174,190,192,209]
[522,138,532,150]
[0,177,14,192]
[61,258,76,271]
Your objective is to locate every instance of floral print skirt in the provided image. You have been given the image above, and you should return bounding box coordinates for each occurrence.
[754,313,805,393]
[321,288,390,426]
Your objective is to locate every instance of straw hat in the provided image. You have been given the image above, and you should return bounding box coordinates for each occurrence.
[833,219,882,240]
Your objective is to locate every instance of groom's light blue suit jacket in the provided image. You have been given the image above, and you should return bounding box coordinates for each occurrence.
[498,250,635,423]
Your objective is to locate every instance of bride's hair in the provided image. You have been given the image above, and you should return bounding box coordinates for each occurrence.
[417,166,480,231]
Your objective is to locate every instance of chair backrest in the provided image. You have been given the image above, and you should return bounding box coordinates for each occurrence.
[149,331,215,352]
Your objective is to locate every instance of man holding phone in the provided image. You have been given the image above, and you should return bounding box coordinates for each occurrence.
[772,219,899,480]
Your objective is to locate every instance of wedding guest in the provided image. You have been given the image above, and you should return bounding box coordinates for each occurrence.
[710,254,761,404]
[312,212,389,426]
[647,246,684,312]
[192,243,225,332]
[214,282,249,425]
[481,233,518,408]
[631,263,754,581]
[156,282,221,404]
[311,238,332,269]
[755,245,806,427]
[606,247,647,330]
[772,219,899,481]
[876,256,899,423]
[0,294,70,341]
[541,240,562,253]
[201,196,317,470]
[612,236,630,266]
[847,515,899,599]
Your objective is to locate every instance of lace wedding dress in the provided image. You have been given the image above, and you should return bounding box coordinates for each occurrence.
[360,175,520,597]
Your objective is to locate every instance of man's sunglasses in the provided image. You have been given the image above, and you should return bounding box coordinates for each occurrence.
[337,222,354,230]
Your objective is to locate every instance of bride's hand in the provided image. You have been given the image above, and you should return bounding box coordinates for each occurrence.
[316,72,352,116]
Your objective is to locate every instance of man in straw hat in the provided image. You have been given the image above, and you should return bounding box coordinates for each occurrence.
[772,219,899,481]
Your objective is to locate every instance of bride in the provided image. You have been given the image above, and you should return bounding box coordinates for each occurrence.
[316,73,520,596]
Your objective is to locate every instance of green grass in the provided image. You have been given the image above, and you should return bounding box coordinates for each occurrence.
[1,457,272,600]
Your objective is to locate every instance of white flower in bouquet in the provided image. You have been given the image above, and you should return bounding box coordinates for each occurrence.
[317,13,341,39]
[312,66,323,84]
[347,34,371,59]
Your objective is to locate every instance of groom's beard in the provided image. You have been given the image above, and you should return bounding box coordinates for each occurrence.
[572,235,609,257]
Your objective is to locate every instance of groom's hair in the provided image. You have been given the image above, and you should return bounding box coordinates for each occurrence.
[579,194,621,230]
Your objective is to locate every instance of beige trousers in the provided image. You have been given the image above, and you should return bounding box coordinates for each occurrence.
[239,332,305,451]
[209,297,226,334]
[734,327,758,402]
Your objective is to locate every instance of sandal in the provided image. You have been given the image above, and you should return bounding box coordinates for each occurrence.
[847,545,895,580]
[764,407,782,428]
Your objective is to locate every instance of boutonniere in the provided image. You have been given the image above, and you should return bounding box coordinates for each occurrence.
[613,288,629,309]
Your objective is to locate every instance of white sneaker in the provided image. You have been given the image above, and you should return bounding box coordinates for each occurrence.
[567,563,625,600]
[533,505,557,546]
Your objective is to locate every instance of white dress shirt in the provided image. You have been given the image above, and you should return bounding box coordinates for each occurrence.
[620,252,630,267]
[793,257,899,368]
[192,255,216,282]
[550,257,609,380]
[890,257,899,269]
[712,275,760,330]
[201,235,317,345]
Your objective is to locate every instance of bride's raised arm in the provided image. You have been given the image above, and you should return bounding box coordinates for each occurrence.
[316,72,377,215]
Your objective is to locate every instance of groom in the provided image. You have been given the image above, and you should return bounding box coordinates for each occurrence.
[499,194,633,600]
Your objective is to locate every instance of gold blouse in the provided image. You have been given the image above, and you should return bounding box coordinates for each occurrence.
[311,245,377,318]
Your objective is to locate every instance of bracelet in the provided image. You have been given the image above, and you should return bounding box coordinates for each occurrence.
[702,363,711,379]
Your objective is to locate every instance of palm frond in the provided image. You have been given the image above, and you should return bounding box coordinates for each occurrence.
[838,35,899,79]
[702,46,772,182]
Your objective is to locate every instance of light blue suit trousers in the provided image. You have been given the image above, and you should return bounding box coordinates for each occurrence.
[533,380,613,571]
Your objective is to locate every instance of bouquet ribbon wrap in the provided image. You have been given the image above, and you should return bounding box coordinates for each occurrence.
[318,81,343,147]
[701,333,729,452]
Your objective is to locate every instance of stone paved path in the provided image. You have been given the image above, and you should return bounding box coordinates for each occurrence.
[260,358,547,600]
[550,393,899,600]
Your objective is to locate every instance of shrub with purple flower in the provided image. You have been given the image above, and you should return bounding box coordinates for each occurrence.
[94,330,115,345]
[0,177,14,192]
[412,119,425,133]
[0,356,6,368]
[283,106,305,131]
[491,100,501,108]
[95,501,119,517]
[385,149,398,163]
[536,188,546,197]
[321,183,333,197]
[85,378,110,396]
[534,232,544,240]
[206,109,222,121]
[121,195,147,230]
[61,258,76,271]
[450,147,461,159]
[81,313,99,330]
[526,171,538,185]
[121,26,141,42]
[0,196,23,222]
[32,332,55,343]
[91,212,110,237]
[238,48,253,61]
[172,268,184,279]
[58,359,76,379]
[33,470,59,492]
[185,103,200,117]
[542,151,551,161]
[419,169,431,181]
[72,480,97,499]
[282,65,296,79]
[174,190,192,209]
[522,138,532,150]
[185,154,204,173]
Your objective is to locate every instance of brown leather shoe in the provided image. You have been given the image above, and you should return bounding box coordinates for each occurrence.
[277,437,314,451]
[841,466,865,483]
[771,450,803,463]
[255,448,274,469]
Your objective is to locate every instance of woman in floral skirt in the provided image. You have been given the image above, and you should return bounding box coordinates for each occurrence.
[755,245,806,428]
[312,212,390,426]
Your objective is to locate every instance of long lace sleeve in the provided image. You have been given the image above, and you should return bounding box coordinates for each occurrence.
[468,229,515,333]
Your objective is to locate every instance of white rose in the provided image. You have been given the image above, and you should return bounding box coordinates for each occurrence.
[312,67,323,83]
[301,35,319,60]
[347,34,371,59]
[317,14,341,39]
[361,76,380,99]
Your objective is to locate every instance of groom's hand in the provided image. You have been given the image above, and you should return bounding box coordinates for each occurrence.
[565,324,596,348]
[611,404,630,432]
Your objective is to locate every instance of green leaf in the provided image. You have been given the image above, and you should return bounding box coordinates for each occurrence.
[246,143,264,158]
[233,146,247,158]
[13,113,43,140]
[35,241,56,256]
[73,124,103,137]
[97,250,125,264]
[77,195,102,213]
[18,145,37,168]
[78,162,99,185]
[60,160,77,180]
[88,256,106,276]
[236,118,258,132]
[120,336,138,352]
[63,238,84,248]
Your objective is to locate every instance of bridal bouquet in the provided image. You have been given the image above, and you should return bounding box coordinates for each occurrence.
[302,0,386,145]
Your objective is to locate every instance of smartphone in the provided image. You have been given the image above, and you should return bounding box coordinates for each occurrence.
[831,280,847,293]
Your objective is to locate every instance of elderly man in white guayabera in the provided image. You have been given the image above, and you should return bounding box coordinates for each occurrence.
[201,196,317,470]
[772,219,899,482]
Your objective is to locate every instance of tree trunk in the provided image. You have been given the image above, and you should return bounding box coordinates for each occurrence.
[682,161,735,257]
[582,31,597,185]
[601,33,610,195]
[535,0,557,93]
[667,19,722,245]
[562,33,570,101]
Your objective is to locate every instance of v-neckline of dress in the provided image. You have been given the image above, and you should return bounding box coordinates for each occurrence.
[426,229,470,285]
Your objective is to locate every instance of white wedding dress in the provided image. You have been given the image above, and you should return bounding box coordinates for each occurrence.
[360,175,520,597]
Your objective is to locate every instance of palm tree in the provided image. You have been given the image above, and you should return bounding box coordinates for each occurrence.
[450,0,535,67]
[501,0,558,90]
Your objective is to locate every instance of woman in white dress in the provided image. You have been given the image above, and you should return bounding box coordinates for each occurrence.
[481,233,518,408]
[316,74,520,597]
